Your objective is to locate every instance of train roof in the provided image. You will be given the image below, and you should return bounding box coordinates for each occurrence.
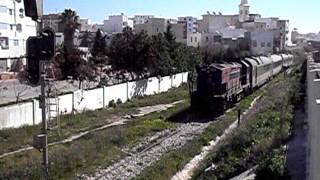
[258,56,273,65]
[208,62,241,71]
[240,60,250,68]
[244,57,259,66]
[271,54,282,62]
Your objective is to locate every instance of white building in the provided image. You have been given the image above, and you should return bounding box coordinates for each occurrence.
[199,14,239,33]
[242,21,267,32]
[79,18,95,32]
[103,14,133,34]
[134,18,167,36]
[0,0,37,72]
[245,31,274,56]
[133,15,154,25]
[255,17,279,29]
[187,32,222,47]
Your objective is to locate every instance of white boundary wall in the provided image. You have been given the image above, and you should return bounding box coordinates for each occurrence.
[0,72,188,130]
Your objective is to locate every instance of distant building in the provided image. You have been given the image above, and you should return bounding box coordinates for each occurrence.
[171,23,185,43]
[133,15,154,25]
[42,13,64,33]
[79,18,97,32]
[198,14,239,33]
[178,16,198,40]
[242,21,267,32]
[187,32,222,47]
[134,18,167,36]
[0,0,37,72]
[103,14,133,34]
[245,31,274,56]
[239,0,250,22]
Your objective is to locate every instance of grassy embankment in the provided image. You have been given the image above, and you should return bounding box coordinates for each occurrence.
[0,86,189,179]
[135,68,300,180]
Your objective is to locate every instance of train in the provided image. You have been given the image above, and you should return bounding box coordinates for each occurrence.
[190,54,294,115]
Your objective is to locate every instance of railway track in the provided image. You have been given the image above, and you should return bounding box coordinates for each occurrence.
[81,85,270,180]
[80,122,213,180]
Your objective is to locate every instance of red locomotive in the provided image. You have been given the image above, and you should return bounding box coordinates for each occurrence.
[190,54,294,115]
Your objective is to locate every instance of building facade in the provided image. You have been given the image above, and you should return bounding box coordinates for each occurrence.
[0,0,37,72]
[103,14,133,34]
[134,18,167,36]
[178,16,197,35]
[133,15,154,25]
[245,31,274,56]
[42,13,64,33]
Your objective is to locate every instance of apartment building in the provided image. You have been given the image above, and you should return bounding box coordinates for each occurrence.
[0,0,37,72]
[103,13,133,34]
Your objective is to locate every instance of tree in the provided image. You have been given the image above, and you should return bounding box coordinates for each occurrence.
[148,33,172,76]
[79,30,93,47]
[60,9,80,53]
[52,47,93,81]
[91,29,108,79]
[91,29,107,58]
[164,24,177,53]
[109,28,152,75]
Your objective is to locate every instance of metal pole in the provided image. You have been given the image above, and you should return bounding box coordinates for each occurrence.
[40,62,49,180]
[238,109,241,126]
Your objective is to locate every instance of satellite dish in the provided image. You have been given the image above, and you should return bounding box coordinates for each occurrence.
[207,11,211,15]
[212,11,216,15]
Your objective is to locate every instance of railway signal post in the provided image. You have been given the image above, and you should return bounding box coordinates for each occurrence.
[24,0,55,179]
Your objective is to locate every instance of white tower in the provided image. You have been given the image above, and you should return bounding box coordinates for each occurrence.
[239,0,250,22]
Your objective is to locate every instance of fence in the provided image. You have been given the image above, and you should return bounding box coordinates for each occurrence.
[0,72,188,130]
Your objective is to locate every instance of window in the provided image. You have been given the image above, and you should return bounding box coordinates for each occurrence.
[16,24,22,31]
[240,10,243,15]
[206,36,209,42]
[0,6,7,13]
[261,42,265,47]
[190,37,193,42]
[14,40,19,46]
[0,37,9,49]
[252,40,257,47]
[9,9,13,15]
[0,23,8,30]
[10,24,14,30]
[16,0,22,3]
[267,42,271,47]
[245,10,248,15]
[195,37,197,42]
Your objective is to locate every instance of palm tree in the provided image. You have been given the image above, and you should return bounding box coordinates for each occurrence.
[60,9,80,53]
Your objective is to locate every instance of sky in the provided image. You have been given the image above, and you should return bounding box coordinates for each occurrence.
[44,0,320,34]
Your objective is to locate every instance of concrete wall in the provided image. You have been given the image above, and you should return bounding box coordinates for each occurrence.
[307,57,320,180]
[0,72,188,129]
